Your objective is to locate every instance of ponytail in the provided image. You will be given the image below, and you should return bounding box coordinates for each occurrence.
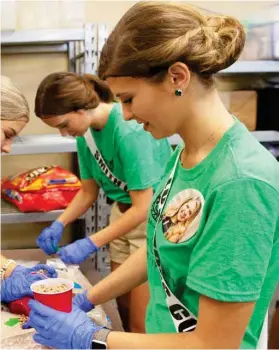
[83,74,116,103]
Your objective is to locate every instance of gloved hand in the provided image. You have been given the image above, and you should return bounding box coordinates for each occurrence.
[58,237,99,264]
[73,291,95,312]
[23,299,104,349]
[37,221,64,255]
[1,264,57,303]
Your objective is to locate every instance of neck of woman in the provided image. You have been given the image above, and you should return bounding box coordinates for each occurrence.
[177,88,235,168]
[88,102,114,130]
[179,89,234,153]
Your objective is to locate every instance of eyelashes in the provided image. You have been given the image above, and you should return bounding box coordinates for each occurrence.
[123,97,133,104]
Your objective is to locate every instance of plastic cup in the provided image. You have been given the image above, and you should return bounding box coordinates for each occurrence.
[31,278,74,313]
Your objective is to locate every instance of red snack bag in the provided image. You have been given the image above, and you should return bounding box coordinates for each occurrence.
[1,166,81,212]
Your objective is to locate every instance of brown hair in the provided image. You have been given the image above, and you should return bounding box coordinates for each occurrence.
[1,75,29,121]
[35,72,115,118]
[98,1,245,86]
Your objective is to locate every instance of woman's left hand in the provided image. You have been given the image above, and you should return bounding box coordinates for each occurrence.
[23,299,103,349]
[1,264,57,303]
[58,237,99,264]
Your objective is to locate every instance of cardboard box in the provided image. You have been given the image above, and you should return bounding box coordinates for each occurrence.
[228,91,257,131]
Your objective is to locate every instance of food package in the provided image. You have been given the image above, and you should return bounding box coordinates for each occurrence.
[1,166,81,212]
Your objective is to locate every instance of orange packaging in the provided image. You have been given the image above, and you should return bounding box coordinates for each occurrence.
[1,166,81,212]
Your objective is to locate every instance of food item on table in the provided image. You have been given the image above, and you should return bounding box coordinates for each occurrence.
[19,315,29,327]
[33,283,68,294]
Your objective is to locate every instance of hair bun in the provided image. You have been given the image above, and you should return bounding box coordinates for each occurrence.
[202,15,246,74]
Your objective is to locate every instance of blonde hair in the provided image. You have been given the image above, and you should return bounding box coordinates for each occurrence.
[1,75,29,121]
[98,1,245,86]
[164,197,202,242]
[166,197,201,224]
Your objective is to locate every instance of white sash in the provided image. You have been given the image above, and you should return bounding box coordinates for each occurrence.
[84,129,128,192]
[153,149,197,332]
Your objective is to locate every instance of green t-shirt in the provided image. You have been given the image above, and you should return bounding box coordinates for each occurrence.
[146,119,279,348]
[76,103,173,203]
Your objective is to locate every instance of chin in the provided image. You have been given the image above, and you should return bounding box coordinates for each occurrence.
[149,128,173,140]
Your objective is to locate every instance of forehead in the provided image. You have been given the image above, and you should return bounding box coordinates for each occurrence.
[41,114,70,127]
[106,77,143,95]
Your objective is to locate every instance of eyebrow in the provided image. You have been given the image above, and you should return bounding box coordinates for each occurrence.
[9,128,17,137]
[56,121,67,128]
[116,92,129,98]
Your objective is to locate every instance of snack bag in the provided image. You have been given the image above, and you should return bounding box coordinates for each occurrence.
[1,166,81,212]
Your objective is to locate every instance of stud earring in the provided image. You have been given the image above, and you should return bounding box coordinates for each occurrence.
[175,89,183,96]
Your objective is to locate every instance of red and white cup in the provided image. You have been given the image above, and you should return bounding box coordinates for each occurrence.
[31,278,74,313]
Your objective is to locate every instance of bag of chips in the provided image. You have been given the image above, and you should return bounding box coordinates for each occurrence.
[1,166,81,212]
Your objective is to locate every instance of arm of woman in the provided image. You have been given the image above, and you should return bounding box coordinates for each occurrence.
[57,187,152,264]
[89,187,153,247]
[87,244,148,305]
[1,254,17,279]
[58,179,100,225]
[25,292,254,349]
[106,296,255,349]
[37,179,99,255]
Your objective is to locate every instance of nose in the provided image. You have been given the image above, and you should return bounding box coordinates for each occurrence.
[59,129,68,137]
[122,105,134,121]
[1,139,12,154]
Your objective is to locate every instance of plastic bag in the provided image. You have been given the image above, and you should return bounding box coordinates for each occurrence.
[1,166,81,212]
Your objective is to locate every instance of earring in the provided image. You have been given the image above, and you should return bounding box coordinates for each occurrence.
[175,89,183,97]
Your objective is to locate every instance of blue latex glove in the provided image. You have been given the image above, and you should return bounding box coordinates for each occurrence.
[37,221,64,255]
[23,299,104,349]
[73,291,95,312]
[1,264,57,303]
[58,237,99,264]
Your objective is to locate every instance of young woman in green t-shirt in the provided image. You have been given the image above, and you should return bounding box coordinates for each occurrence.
[34,71,172,333]
[25,2,279,349]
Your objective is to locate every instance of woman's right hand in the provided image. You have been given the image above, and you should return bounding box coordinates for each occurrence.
[73,291,95,312]
[37,221,64,255]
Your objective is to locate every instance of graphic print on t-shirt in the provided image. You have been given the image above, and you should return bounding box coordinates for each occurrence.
[162,189,204,243]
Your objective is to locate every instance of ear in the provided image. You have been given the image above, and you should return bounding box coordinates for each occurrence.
[76,109,87,116]
[166,62,191,92]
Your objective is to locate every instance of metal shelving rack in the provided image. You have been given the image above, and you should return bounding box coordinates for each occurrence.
[2,135,77,155]
[220,60,279,75]
[219,60,279,145]
[1,135,79,224]
[1,24,111,271]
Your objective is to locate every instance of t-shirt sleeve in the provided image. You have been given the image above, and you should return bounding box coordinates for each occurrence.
[187,178,279,302]
[76,137,94,180]
[118,132,171,191]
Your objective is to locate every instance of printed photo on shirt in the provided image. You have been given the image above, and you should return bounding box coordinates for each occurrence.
[162,189,204,243]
